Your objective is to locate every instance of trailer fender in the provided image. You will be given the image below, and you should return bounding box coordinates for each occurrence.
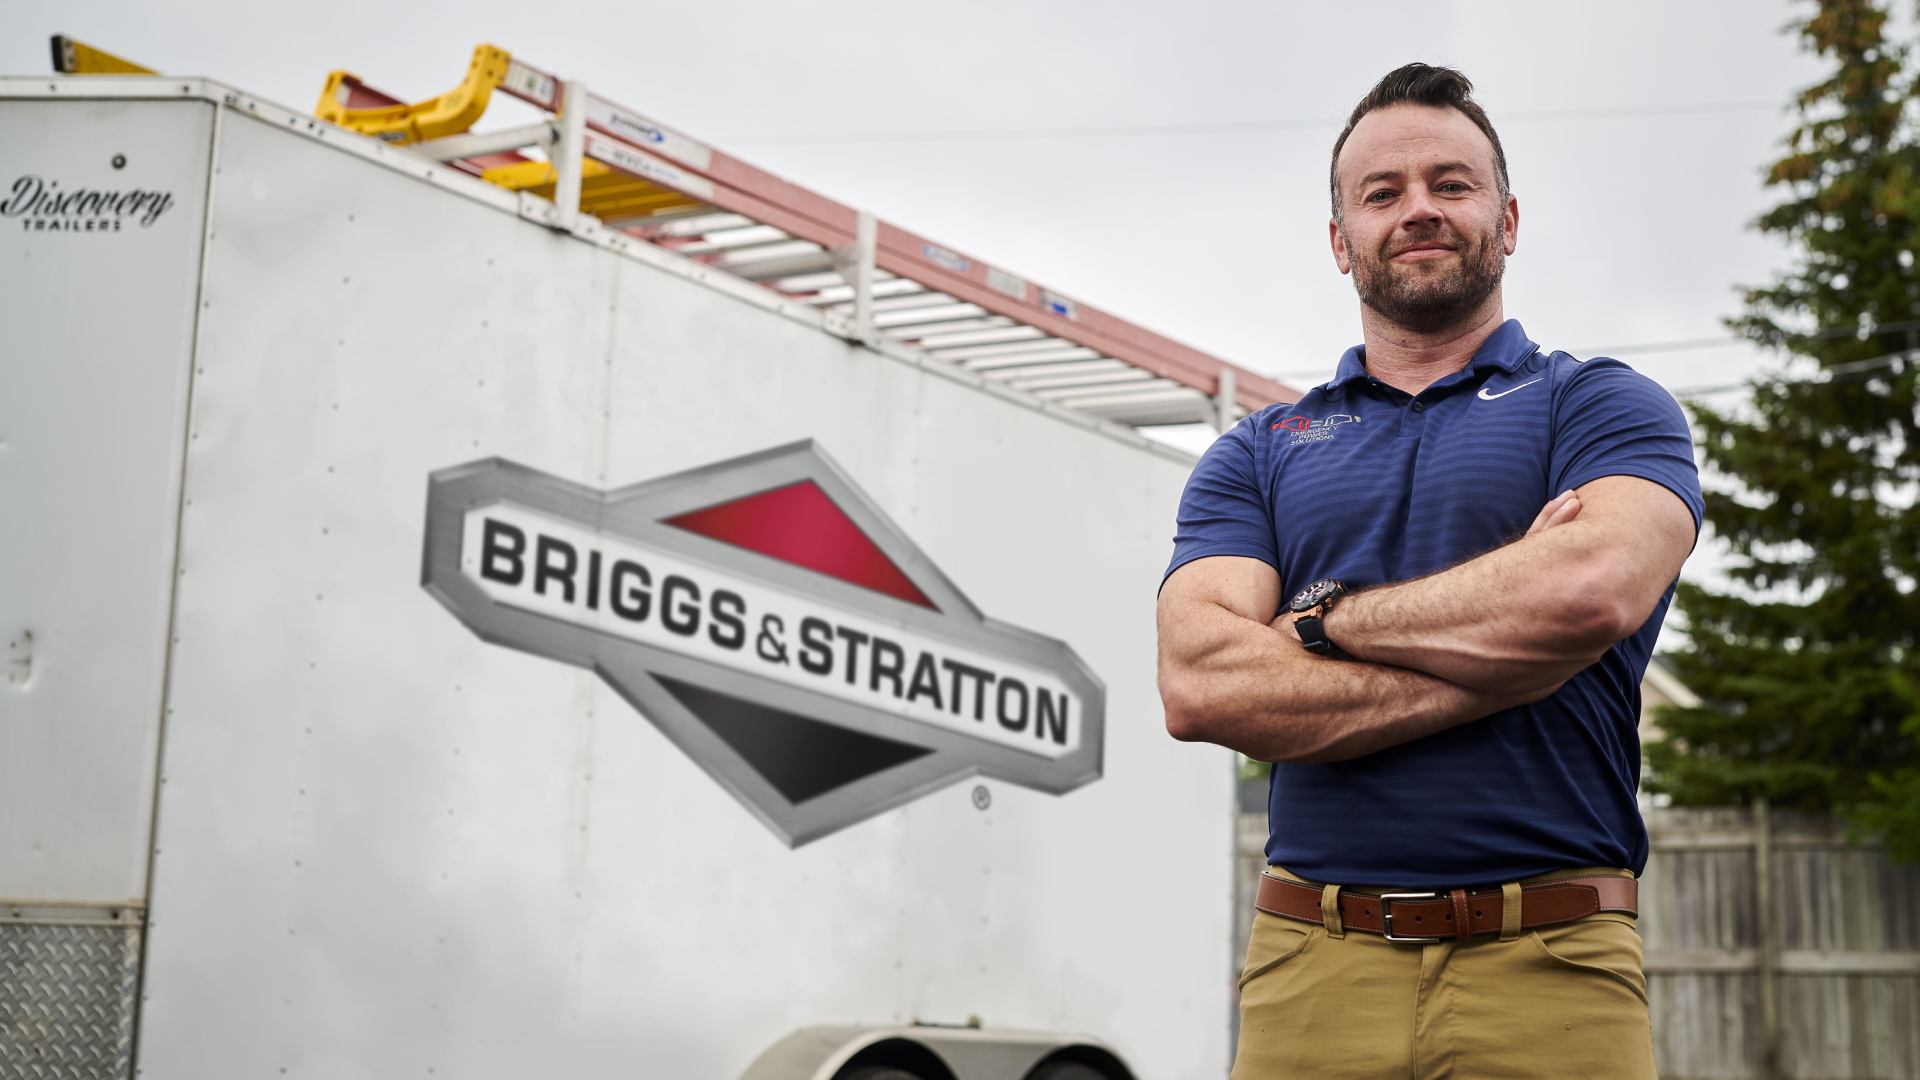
[739,1025,1134,1080]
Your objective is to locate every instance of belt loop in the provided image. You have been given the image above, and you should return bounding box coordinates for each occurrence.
[1320,883,1345,939]
[1500,881,1523,941]
[1449,888,1471,943]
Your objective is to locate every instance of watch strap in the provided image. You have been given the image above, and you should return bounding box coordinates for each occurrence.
[1296,614,1334,655]
[1293,608,1348,659]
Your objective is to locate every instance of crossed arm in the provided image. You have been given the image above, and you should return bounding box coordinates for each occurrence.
[1155,475,1696,763]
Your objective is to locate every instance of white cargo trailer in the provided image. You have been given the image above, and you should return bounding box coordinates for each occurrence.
[2,57,1272,1080]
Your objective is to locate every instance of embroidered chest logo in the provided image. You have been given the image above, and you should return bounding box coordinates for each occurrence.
[1271,413,1361,445]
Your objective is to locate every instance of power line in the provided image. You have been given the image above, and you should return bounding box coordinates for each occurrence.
[1272,368,1334,383]
[718,100,1780,147]
[1667,382,1751,396]
[1579,319,1920,358]
[1668,350,1911,397]
[1573,336,1748,356]
[728,118,1336,147]
[1277,340,1911,397]
[1508,101,1779,123]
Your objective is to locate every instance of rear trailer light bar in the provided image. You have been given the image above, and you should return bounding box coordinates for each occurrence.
[316,45,1300,429]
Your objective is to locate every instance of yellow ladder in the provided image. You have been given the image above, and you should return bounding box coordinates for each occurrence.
[314,45,704,222]
[50,35,155,75]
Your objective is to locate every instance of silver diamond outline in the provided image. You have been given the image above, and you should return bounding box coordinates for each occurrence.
[420,440,1106,846]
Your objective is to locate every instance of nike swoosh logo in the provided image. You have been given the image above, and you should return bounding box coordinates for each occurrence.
[1478,378,1543,401]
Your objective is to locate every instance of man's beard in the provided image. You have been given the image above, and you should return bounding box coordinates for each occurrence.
[1348,221,1505,334]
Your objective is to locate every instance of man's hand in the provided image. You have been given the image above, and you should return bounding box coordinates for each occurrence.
[1527,488,1582,537]
[1158,557,1557,763]
[1323,475,1695,693]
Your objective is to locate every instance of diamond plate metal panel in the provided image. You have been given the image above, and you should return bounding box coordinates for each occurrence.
[0,924,140,1080]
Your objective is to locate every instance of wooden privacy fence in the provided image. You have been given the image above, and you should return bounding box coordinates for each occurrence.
[1229,799,1920,1078]
[1643,803,1920,1079]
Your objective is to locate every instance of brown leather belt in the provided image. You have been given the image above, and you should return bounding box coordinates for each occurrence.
[1255,873,1637,943]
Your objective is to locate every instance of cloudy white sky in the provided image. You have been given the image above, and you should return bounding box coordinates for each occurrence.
[9,2,1846,483]
[13,0,1831,396]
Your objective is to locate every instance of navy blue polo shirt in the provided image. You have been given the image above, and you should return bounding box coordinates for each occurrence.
[1166,320,1702,888]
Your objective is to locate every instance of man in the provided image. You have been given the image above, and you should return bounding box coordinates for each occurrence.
[1157,64,1700,1078]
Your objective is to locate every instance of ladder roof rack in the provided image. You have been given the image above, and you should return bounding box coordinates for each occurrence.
[317,45,1301,428]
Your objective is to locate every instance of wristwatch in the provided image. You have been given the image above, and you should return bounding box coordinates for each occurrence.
[1288,578,1349,657]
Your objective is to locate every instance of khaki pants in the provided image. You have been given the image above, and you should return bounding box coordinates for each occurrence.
[1232,867,1656,1080]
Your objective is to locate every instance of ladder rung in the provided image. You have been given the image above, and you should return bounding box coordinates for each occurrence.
[913,325,1039,349]
[964,352,1109,376]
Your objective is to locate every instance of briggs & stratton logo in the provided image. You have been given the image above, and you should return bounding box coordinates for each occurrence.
[422,441,1105,846]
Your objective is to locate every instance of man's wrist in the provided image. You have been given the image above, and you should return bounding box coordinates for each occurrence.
[1318,596,1350,642]
[1288,578,1352,659]
[1316,592,1367,659]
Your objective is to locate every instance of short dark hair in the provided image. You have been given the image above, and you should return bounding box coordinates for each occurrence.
[1329,63,1509,220]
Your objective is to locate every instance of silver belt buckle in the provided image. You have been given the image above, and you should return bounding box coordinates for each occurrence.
[1378,891,1444,944]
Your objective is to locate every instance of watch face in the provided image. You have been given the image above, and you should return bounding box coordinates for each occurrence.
[1289,577,1344,613]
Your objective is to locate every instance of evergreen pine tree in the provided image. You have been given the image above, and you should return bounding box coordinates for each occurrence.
[1646,0,1920,859]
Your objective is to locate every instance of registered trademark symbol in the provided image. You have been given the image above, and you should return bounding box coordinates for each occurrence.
[111,154,126,169]
[971,785,991,811]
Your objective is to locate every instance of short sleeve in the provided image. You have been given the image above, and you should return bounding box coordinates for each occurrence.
[1163,421,1278,587]
[1550,358,1703,531]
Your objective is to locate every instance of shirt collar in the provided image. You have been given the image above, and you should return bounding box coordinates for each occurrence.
[1469,319,1540,374]
[1323,319,1538,392]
